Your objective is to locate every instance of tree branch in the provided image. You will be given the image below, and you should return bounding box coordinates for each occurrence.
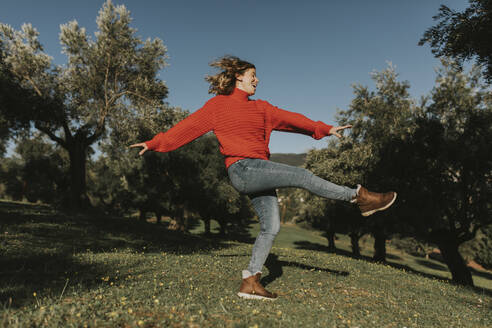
[126,90,154,103]
[470,223,480,239]
[34,122,67,148]
[107,91,127,106]
[86,117,106,146]
[447,211,457,235]
[457,224,479,244]
[61,116,73,141]
[25,75,43,98]
[456,224,470,243]
[104,54,110,108]
[107,90,154,109]
[114,70,119,94]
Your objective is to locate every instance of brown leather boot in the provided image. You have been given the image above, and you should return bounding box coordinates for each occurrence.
[237,272,278,300]
[352,185,397,217]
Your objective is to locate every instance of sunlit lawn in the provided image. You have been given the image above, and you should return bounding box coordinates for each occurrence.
[191,218,492,291]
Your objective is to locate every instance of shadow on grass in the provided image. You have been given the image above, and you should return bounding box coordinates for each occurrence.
[0,253,113,309]
[415,259,448,271]
[0,200,234,308]
[295,240,396,261]
[193,224,257,245]
[293,240,492,297]
[469,267,492,281]
[386,253,402,260]
[211,221,257,245]
[294,240,371,260]
[261,254,349,287]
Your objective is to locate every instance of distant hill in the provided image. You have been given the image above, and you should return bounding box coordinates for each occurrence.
[270,153,307,167]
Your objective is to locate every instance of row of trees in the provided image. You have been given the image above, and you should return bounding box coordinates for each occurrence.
[288,0,492,287]
[0,112,253,236]
[296,60,491,286]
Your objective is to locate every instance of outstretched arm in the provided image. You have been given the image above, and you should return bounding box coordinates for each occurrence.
[129,99,215,156]
[266,101,351,139]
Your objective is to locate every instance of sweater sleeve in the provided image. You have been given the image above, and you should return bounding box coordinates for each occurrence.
[265,101,333,140]
[145,99,215,153]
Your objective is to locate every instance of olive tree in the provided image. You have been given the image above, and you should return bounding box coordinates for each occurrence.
[381,60,492,286]
[420,0,492,82]
[0,0,168,210]
[305,64,416,261]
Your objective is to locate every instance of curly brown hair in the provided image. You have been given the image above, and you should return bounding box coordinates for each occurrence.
[205,55,256,95]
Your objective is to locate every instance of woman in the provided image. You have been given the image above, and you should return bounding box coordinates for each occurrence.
[130,56,397,300]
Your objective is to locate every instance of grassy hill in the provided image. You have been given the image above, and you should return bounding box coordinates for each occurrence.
[1,201,491,327]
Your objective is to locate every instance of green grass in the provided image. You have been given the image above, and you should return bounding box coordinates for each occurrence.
[1,201,491,327]
[192,219,492,291]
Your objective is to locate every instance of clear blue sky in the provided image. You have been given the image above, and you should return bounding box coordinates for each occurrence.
[0,0,469,153]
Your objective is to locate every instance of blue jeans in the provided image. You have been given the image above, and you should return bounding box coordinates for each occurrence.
[227,158,357,275]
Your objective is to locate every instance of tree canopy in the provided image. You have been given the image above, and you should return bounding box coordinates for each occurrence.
[419,0,492,82]
[0,0,169,209]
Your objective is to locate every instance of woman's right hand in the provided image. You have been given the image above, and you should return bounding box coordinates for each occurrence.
[129,142,149,156]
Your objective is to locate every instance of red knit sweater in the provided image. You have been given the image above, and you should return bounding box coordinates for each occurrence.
[145,88,333,168]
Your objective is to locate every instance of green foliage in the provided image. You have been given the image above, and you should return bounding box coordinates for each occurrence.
[306,64,416,192]
[375,60,492,285]
[0,62,12,156]
[389,236,432,257]
[301,64,416,258]
[0,135,69,204]
[301,61,491,284]
[0,0,169,208]
[473,225,492,269]
[338,63,416,148]
[460,225,492,270]
[0,53,55,156]
[91,104,187,216]
[0,158,23,201]
[184,135,254,236]
[386,60,491,240]
[420,0,492,82]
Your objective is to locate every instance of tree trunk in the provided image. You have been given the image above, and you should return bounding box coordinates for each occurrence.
[218,220,226,236]
[434,231,474,286]
[174,206,186,232]
[280,197,291,223]
[373,230,386,262]
[204,218,211,235]
[350,232,361,257]
[325,229,336,253]
[67,141,90,211]
[139,209,147,222]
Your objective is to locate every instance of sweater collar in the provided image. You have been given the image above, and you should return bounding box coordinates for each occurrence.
[230,88,250,102]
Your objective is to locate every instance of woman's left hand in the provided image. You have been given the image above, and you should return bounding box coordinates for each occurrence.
[329,125,352,138]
